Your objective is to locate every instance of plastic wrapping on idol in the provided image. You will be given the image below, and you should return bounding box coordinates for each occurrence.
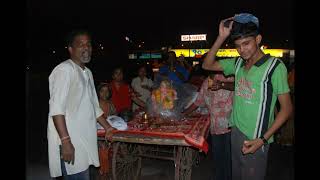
[146,80,198,120]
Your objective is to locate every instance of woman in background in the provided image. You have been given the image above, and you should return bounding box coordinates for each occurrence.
[96,83,116,179]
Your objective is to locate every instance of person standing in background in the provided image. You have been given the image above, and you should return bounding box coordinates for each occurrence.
[131,66,153,112]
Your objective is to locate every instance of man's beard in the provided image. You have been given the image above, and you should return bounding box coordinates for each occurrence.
[80,51,91,63]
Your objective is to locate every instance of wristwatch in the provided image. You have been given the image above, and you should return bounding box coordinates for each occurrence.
[259,135,268,145]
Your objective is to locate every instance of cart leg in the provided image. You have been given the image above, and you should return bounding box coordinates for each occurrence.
[112,142,141,180]
[174,146,181,180]
[179,147,195,180]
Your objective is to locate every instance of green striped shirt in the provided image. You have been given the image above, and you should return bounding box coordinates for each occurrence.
[219,54,290,143]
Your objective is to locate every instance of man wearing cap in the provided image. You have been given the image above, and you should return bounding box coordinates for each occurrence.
[202,13,292,180]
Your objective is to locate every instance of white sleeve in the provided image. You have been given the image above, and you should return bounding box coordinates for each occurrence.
[89,71,104,119]
[131,78,140,91]
[148,79,153,87]
[48,67,71,117]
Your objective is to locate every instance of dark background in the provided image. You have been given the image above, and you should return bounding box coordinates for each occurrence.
[26,0,294,163]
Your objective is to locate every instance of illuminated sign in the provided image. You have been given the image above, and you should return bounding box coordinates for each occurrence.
[190,49,209,58]
[129,53,162,59]
[139,53,151,59]
[128,54,137,59]
[171,49,287,57]
[181,34,207,41]
[263,49,285,57]
[130,49,289,60]
[172,49,190,57]
[216,49,239,57]
[171,49,210,57]
[151,53,162,59]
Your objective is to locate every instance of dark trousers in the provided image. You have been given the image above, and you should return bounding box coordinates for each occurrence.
[211,132,232,180]
[231,127,269,180]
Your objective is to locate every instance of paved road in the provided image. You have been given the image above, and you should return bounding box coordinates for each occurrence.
[26,142,293,180]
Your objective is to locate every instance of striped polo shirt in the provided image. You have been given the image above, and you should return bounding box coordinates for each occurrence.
[219,54,290,143]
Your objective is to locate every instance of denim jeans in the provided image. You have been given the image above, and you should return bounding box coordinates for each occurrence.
[211,132,232,180]
[60,146,90,180]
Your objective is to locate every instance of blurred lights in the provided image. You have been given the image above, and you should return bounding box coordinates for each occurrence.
[52,50,56,54]
[101,47,104,50]
[260,45,267,50]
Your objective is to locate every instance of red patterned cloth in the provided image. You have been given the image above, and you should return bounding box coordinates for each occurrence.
[98,115,210,153]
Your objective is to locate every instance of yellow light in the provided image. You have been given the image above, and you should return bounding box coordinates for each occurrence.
[171,49,190,57]
[170,49,287,58]
[263,49,285,57]
[216,49,239,57]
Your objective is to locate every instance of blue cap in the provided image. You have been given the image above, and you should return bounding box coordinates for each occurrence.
[234,13,259,28]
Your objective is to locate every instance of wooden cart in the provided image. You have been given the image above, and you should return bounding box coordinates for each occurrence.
[98,115,210,180]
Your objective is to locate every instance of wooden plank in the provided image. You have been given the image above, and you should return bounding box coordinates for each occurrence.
[111,134,190,146]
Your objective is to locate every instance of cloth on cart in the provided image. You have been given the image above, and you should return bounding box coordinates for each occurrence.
[98,114,210,153]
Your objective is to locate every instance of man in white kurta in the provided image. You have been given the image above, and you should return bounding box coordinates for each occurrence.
[131,66,153,111]
[47,31,113,178]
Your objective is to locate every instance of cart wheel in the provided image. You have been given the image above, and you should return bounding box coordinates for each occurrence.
[112,142,141,180]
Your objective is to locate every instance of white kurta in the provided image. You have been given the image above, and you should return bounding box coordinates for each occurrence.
[47,59,103,177]
[131,77,153,111]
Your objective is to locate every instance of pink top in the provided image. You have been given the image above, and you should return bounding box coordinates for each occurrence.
[194,74,234,135]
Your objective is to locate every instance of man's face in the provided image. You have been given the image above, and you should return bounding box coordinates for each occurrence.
[167,52,177,64]
[69,34,92,63]
[138,67,146,77]
[234,36,260,61]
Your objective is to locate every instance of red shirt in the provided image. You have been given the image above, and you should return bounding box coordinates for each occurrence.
[111,81,132,113]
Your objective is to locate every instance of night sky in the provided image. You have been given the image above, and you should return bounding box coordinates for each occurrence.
[27,0,294,74]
